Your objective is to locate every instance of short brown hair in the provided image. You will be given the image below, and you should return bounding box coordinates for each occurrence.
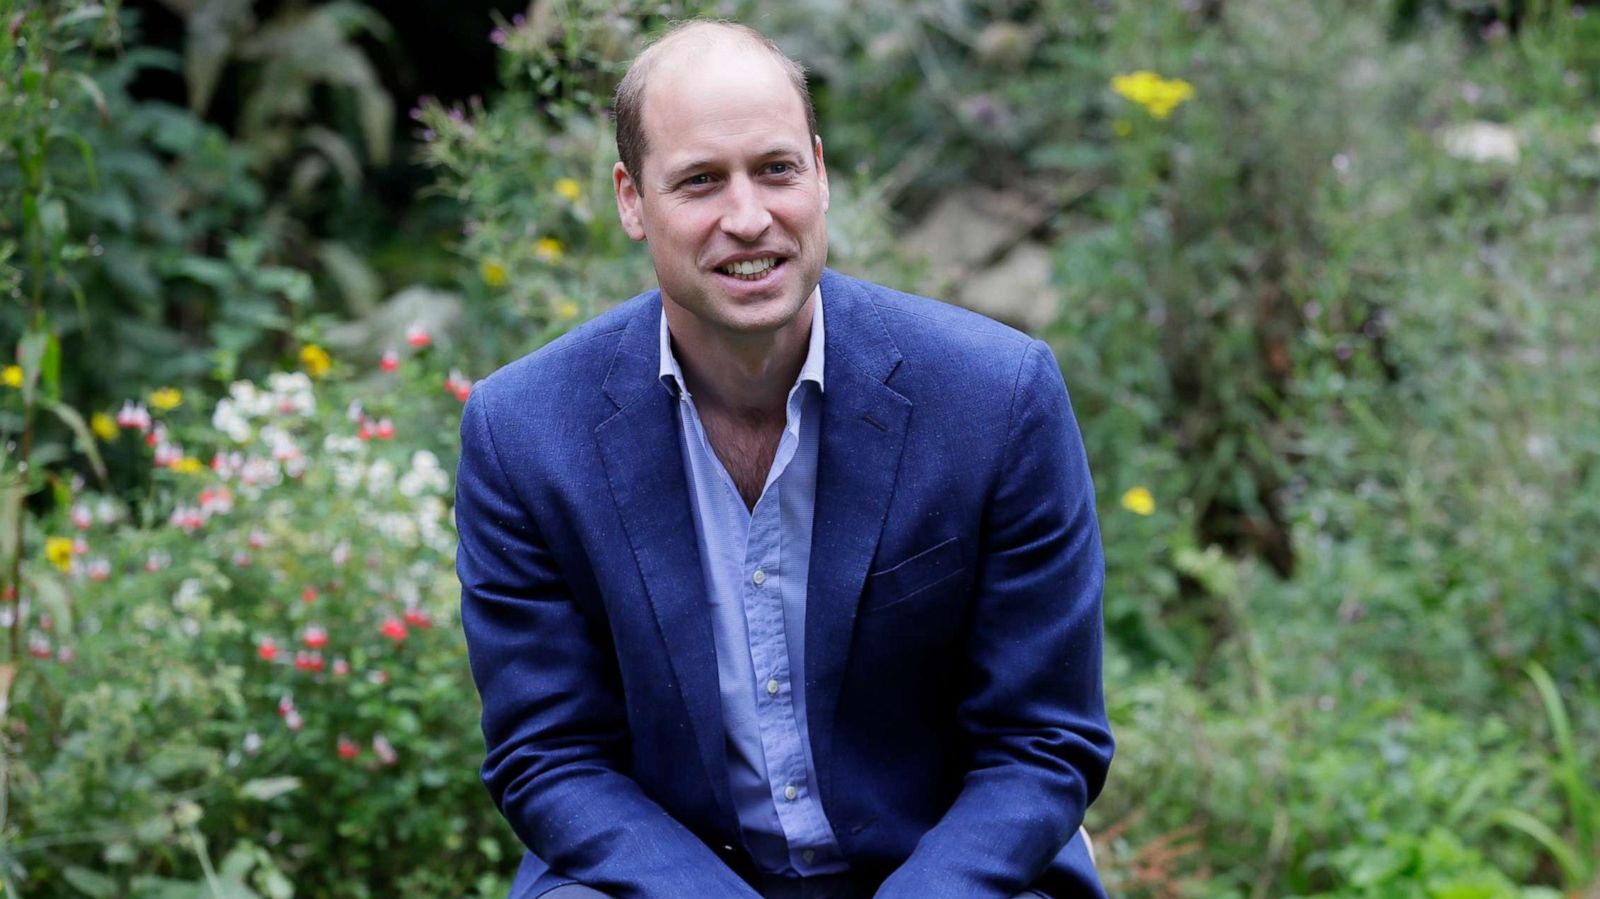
[612,20,818,186]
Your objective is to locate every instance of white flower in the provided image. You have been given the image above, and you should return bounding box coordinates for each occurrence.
[333,461,364,492]
[95,497,123,525]
[212,399,254,443]
[366,459,396,494]
[1440,121,1520,164]
[376,512,419,547]
[323,434,364,455]
[266,372,316,417]
[174,579,205,612]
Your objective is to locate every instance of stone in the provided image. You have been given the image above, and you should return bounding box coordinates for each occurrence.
[955,242,1059,333]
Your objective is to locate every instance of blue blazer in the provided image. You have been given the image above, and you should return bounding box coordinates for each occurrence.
[456,270,1114,899]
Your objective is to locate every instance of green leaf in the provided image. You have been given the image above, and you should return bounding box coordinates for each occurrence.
[167,256,237,292]
[61,865,119,897]
[1491,807,1585,887]
[17,329,50,407]
[184,0,255,115]
[218,845,256,882]
[102,842,137,865]
[257,866,292,899]
[316,240,380,315]
[42,401,109,484]
[49,122,100,191]
[32,574,73,633]
[0,471,24,568]
[39,330,61,404]
[239,777,301,801]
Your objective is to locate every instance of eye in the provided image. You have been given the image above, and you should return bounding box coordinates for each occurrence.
[682,173,715,188]
[764,162,794,176]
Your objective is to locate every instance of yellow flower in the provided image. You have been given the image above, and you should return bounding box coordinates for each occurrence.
[534,237,565,264]
[557,299,579,320]
[299,343,332,378]
[1110,71,1194,120]
[480,258,508,288]
[1120,486,1156,516]
[45,537,74,572]
[171,457,205,475]
[2,365,22,388]
[148,387,182,411]
[91,412,118,441]
[554,178,582,202]
[1112,118,1133,138]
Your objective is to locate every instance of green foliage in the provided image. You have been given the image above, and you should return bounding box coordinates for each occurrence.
[5,349,513,897]
[1296,829,1561,899]
[0,1,321,406]
[5,0,1599,897]
[1492,664,1600,891]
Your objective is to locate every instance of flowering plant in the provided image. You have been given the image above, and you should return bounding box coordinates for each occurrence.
[5,338,518,896]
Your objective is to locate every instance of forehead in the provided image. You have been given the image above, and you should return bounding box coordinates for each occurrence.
[639,42,810,173]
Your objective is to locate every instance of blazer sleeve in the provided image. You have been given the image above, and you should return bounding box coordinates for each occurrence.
[874,339,1115,899]
[455,390,762,899]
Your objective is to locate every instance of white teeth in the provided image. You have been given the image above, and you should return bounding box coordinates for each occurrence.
[722,257,777,277]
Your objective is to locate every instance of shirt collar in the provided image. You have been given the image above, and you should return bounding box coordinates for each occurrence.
[658,285,826,397]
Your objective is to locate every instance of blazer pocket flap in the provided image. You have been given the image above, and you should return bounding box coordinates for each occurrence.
[864,537,964,612]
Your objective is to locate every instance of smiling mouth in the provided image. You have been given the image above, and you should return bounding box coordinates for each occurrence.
[717,257,783,281]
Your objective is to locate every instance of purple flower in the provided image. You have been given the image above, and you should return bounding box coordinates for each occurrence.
[490,28,507,46]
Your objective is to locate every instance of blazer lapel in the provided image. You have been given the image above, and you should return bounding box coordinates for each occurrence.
[593,297,739,839]
[805,271,910,812]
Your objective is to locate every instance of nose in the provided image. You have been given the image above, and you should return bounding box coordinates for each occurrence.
[718,176,772,242]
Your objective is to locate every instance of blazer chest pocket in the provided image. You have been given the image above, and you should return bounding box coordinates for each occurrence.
[861,537,965,615]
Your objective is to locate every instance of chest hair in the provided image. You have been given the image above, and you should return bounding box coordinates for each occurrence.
[699,408,785,512]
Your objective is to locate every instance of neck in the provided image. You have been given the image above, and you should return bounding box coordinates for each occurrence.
[664,291,815,420]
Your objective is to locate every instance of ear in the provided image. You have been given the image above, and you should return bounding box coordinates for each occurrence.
[814,135,830,214]
[613,161,647,241]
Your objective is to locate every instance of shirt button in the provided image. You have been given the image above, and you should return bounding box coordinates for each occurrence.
[765,678,780,696]
[752,569,766,586]
[783,784,798,801]
[802,849,816,864]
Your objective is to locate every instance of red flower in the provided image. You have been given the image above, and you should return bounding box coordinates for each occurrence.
[338,735,360,760]
[357,419,372,441]
[333,657,350,677]
[405,323,431,349]
[380,617,408,643]
[302,585,319,604]
[374,418,395,440]
[403,608,433,629]
[258,638,279,662]
[294,650,325,673]
[444,369,474,402]
[379,348,400,372]
[302,625,328,649]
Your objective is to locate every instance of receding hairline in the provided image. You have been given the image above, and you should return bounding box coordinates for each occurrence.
[633,20,783,80]
[613,20,817,183]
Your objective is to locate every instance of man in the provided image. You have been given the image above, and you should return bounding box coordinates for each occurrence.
[456,20,1113,899]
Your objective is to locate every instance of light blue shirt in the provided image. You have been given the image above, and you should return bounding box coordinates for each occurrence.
[658,288,847,876]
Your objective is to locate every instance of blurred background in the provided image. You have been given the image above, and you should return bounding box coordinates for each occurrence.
[2,0,1597,896]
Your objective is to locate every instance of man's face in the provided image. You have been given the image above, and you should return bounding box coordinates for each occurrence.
[613,45,829,340]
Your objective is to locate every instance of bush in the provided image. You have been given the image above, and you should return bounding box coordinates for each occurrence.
[4,345,514,897]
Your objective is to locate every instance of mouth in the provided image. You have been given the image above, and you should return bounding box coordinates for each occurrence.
[715,256,785,282]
